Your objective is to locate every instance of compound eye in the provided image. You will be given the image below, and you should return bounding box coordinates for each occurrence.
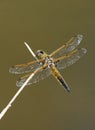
[40,50,44,54]
[36,50,44,57]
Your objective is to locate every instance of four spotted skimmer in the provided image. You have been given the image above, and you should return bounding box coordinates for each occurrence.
[9,34,87,92]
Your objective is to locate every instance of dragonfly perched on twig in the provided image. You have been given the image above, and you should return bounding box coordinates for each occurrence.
[9,34,87,92]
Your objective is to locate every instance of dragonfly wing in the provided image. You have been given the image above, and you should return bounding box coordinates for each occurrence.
[54,48,87,70]
[50,34,83,58]
[9,60,42,74]
[16,67,51,87]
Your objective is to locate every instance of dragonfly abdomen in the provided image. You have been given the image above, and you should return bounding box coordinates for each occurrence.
[50,64,70,92]
[57,76,70,92]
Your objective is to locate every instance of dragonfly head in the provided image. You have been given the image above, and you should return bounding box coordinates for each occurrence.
[36,50,47,58]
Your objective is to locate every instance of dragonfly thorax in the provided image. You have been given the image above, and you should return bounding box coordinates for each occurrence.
[44,56,53,67]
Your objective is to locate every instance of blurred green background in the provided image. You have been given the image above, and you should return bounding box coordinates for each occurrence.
[0,0,95,130]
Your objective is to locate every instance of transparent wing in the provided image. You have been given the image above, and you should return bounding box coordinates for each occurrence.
[50,34,83,58]
[16,66,51,87]
[9,60,43,74]
[54,48,87,70]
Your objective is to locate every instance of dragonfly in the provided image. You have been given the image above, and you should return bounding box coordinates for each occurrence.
[9,34,87,92]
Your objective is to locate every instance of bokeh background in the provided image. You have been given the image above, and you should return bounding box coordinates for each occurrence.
[0,0,95,130]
